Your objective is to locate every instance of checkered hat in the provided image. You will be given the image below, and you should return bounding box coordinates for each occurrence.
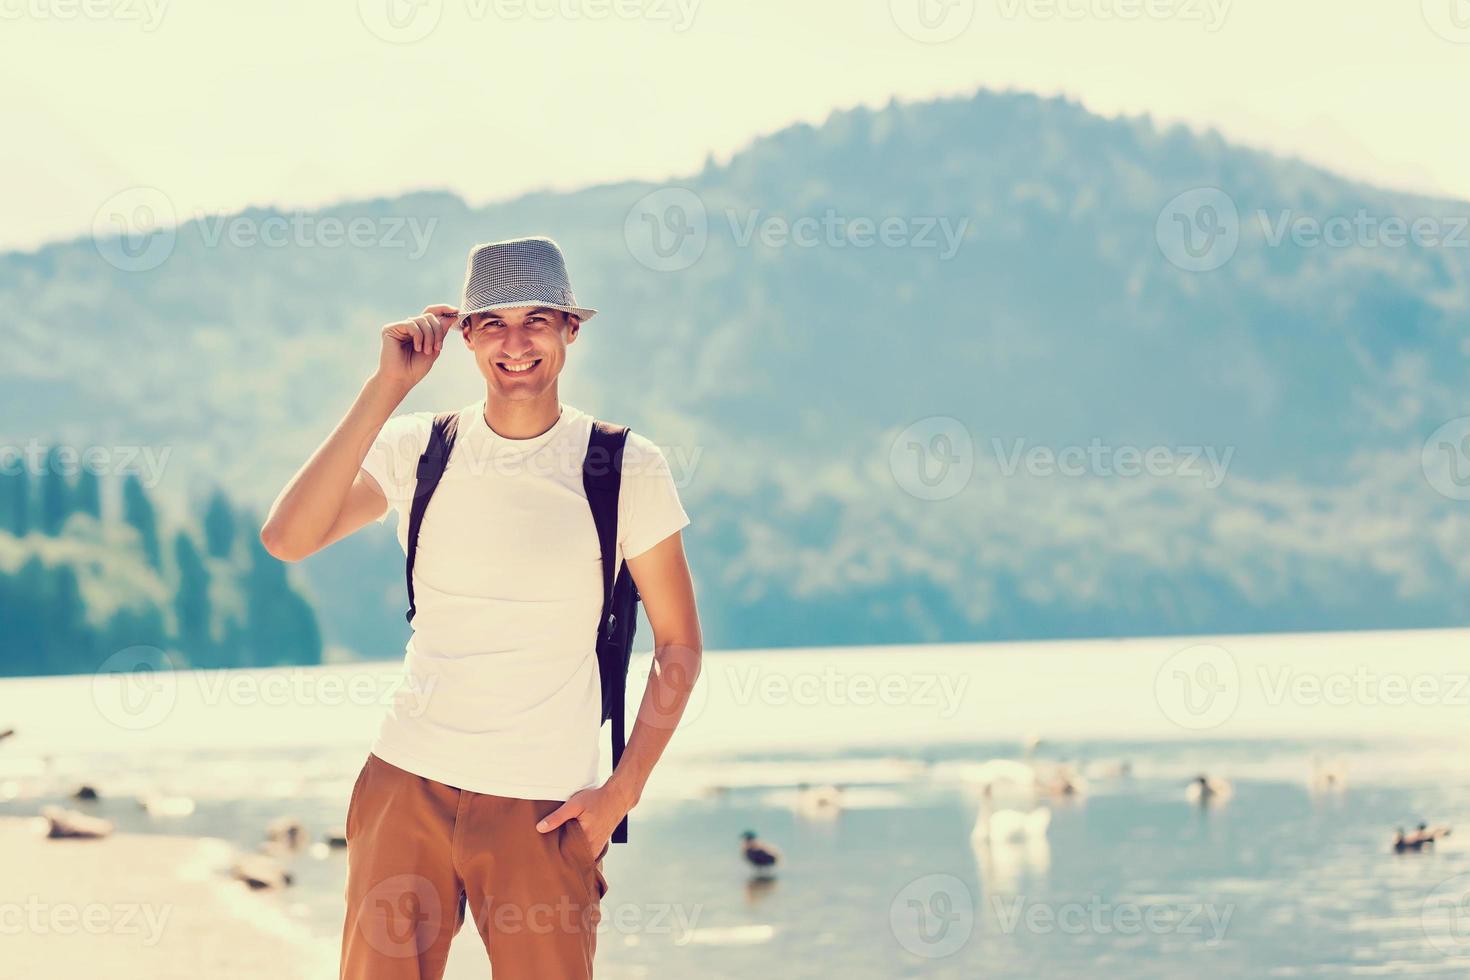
[456,236,597,327]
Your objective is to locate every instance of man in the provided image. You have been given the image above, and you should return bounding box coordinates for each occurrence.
[260,237,703,978]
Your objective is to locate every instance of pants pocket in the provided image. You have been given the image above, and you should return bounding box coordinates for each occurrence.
[344,755,373,842]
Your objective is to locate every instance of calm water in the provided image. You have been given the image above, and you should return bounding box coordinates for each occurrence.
[3,632,1470,977]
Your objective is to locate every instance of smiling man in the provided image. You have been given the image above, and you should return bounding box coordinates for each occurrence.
[260,236,703,979]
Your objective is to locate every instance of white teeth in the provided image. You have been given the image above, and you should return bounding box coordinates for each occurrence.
[500,360,538,373]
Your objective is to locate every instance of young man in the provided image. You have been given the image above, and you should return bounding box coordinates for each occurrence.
[260,237,703,979]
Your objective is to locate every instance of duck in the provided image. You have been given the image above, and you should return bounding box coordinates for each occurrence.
[1186,775,1233,805]
[740,830,781,870]
[1393,823,1452,853]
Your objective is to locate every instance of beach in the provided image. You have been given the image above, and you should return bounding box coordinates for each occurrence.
[1,816,334,979]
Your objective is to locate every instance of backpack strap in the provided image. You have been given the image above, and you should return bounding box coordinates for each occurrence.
[403,411,460,624]
[584,419,631,843]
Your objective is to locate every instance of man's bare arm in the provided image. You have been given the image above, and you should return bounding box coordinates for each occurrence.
[259,306,457,562]
[605,529,703,809]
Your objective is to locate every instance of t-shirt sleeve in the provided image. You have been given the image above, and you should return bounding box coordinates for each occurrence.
[359,412,434,525]
[618,433,691,560]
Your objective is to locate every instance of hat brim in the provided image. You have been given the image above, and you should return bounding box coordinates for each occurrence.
[456,301,597,328]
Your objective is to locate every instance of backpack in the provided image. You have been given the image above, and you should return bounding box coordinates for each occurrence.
[402,410,640,844]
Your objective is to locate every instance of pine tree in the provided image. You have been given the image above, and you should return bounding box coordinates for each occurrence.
[242,527,323,667]
[40,446,74,535]
[0,468,30,536]
[75,467,102,520]
[173,531,213,668]
[203,489,236,559]
[122,474,162,569]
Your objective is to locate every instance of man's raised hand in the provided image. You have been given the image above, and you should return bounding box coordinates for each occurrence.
[377,304,460,389]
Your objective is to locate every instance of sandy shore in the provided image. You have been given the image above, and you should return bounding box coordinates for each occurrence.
[1,816,333,979]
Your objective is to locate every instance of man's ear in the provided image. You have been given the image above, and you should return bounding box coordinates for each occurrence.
[565,314,581,343]
[460,322,474,347]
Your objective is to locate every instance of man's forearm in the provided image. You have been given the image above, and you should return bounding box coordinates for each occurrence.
[260,373,408,559]
[605,638,703,808]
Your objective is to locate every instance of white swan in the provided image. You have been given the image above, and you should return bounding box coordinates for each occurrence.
[794,782,843,818]
[972,787,1051,845]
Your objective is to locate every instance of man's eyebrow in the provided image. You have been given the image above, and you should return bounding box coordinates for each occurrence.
[481,307,555,320]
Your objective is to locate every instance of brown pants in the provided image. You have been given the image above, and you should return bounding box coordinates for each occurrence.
[339,753,609,979]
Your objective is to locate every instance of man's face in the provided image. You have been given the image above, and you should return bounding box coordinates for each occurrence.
[460,306,579,399]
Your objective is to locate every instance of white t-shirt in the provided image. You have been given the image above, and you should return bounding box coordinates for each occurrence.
[358,399,690,800]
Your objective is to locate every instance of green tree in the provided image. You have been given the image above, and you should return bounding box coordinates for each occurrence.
[40,446,73,535]
[242,528,322,668]
[122,474,161,569]
[173,531,213,668]
[0,468,30,536]
[75,467,102,520]
[203,489,236,559]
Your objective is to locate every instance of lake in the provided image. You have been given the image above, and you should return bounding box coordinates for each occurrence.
[3,629,1469,977]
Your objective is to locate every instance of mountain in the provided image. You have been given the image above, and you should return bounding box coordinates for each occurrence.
[3,87,1468,665]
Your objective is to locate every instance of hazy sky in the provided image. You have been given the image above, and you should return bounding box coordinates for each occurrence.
[3,0,1466,252]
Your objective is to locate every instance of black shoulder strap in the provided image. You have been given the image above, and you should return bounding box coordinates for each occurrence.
[584,420,629,636]
[584,419,631,843]
[404,411,460,624]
